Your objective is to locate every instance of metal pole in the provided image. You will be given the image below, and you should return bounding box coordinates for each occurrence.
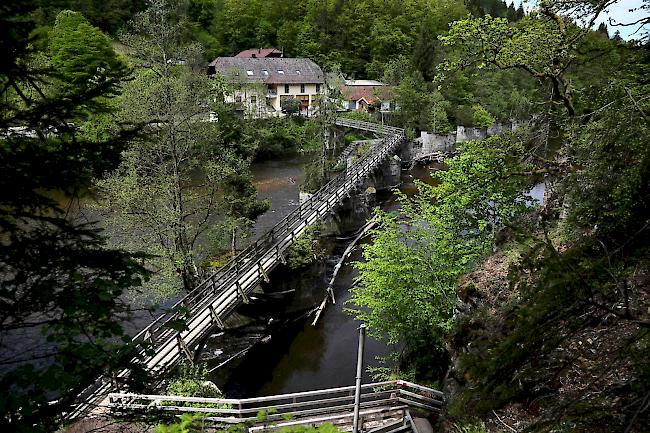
[352,323,366,433]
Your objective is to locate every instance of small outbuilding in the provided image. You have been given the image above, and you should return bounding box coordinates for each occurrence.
[339,80,394,113]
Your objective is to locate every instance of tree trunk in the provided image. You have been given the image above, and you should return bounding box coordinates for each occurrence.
[231,226,237,255]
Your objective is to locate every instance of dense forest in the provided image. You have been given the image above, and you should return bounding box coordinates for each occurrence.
[1,0,648,432]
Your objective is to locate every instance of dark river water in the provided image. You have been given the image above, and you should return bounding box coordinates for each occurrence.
[34,153,541,400]
[201,158,440,398]
[249,154,312,240]
[4,140,547,405]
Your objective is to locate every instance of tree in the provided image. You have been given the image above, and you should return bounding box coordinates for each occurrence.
[49,10,129,93]
[430,91,454,133]
[28,0,148,34]
[391,71,434,135]
[439,13,579,115]
[349,134,531,367]
[507,2,517,21]
[471,103,495,127]
[281,97,301,116]
[412,20,437,82]
[93,0,261,296]
[597,21,609,37]
[219,173,270,254]
[515,2,525,20]
[0,4,150,432]
[433,2,650,430]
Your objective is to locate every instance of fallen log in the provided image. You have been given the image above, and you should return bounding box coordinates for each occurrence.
[312,219,377,326]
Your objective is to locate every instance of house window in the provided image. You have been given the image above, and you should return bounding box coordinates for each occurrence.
[316,84,321,93]
[262,70,268,76]
[250,96,257,105]
[246,70,254,76]
[284,84,290,93]
[300,84,305,93]
[278,70,284,74]
[235,95,242,103]
[295,70,301,75]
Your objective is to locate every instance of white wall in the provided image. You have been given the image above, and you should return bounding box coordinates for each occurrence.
[271,83,323,111]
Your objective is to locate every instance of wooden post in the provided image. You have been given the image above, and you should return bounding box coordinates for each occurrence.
[276,245,286,265]
[258,262,270,283]
[144,330,154,346]
[236,281,249,303]
[176,335,194,364]
[209,305,225,329]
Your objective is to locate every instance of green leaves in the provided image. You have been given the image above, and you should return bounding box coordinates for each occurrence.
[93,2,264,296]
[49,10,128,94]
[471,104,495,128]
[349,210,456,346]
[349,133,531,362]
[440,14,569,76]
[0,4,152,431]
[439,13,577,115]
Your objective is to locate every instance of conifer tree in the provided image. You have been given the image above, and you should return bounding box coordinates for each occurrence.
[0,4,149,432]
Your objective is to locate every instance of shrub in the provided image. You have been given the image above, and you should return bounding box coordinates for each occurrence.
[164,364,230,409]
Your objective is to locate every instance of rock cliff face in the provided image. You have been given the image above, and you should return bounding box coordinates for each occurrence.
[440,227,650,433]
[443,248,518,408]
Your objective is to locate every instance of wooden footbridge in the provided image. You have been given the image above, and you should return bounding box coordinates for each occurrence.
[70,119,407,418]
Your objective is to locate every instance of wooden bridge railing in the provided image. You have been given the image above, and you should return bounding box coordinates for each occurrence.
[128,120,404,367]
[334,118,403,136]
[108,380,442,424]
[70,120,406,418]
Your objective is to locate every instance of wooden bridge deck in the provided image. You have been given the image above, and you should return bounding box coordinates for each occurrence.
[71,119,406,418]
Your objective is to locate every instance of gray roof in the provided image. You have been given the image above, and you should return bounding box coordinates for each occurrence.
[209,57,324,84]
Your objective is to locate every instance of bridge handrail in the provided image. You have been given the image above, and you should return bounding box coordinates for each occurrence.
[108,380,442,422]
[333,118,401,135]
[137,138,403,356]
[70,121,406,419]
[129,122,405,349]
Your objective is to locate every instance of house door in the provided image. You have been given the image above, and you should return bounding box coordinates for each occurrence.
[297,95,309,114]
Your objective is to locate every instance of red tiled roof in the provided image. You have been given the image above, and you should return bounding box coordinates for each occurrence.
[236,48,283,58]
[340,85,392,104]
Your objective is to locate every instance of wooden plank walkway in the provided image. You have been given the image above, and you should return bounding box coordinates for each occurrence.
[70,119,406,418]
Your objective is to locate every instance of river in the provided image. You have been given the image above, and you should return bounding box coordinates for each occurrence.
[201,156,440,398]
[42,151,537,399]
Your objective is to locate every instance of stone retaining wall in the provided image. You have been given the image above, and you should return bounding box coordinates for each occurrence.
[415,122,514,160]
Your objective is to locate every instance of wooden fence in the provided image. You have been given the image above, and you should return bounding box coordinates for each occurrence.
[108,380,442,425]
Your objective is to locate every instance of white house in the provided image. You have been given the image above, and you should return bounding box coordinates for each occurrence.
[208,56,325,118]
